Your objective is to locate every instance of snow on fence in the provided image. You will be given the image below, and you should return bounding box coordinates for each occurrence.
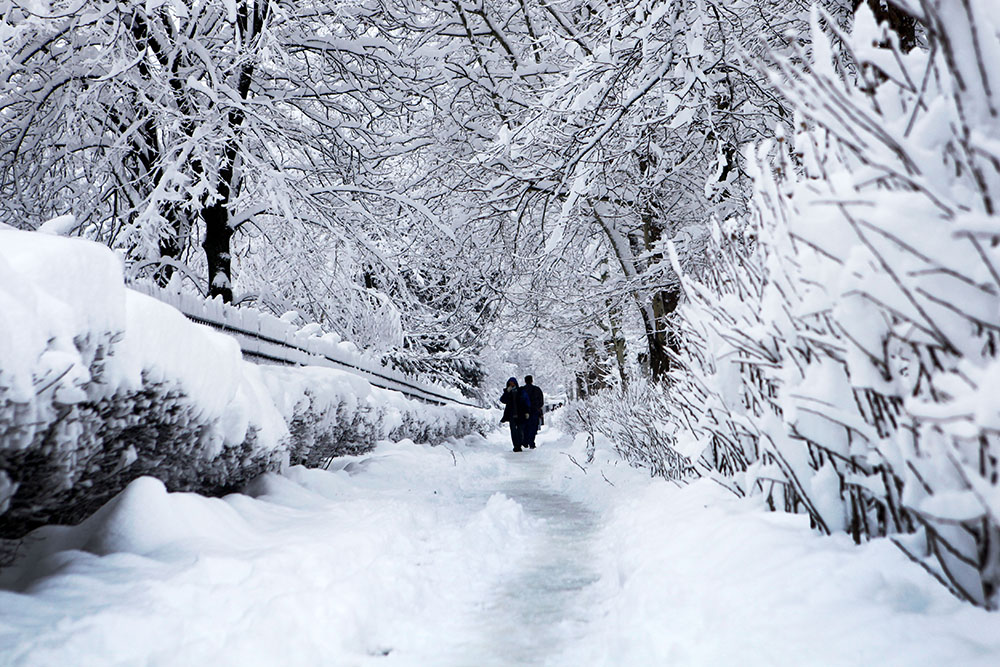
[128,280,479,409]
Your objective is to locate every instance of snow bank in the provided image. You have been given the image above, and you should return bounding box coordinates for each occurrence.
[0,228,491,536]
[542,432,1000,666]
[0,437,534,665]
[578,479,1000,665]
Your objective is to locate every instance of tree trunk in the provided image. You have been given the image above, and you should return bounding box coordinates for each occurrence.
[202,204,234,302]
[646,286,680,380]
[607,302,628,388]
[589,187,678,381]
[198,1,267,302]
[640,196,677,380]
[854,0,918,52]
[200,127,240,303]
[576,337,611,398]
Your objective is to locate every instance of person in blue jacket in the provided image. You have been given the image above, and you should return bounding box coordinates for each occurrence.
[499,377,529,452]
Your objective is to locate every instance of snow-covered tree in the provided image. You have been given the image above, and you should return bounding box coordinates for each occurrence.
[665,0,1000,608]
[0,1,433,302]
[413,1,850,380]
[0,0,508,387]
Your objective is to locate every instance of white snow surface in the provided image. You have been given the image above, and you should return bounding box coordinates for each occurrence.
[2,428,998,666]
[0,229,125,402]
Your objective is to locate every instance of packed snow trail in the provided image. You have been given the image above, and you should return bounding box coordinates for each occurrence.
[2,428,1000,666]
[441,431,601,665]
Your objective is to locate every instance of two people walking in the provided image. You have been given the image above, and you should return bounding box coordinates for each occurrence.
[499,375,544,452]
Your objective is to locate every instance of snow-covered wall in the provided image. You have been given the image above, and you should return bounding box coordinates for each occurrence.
[0,227,491,537]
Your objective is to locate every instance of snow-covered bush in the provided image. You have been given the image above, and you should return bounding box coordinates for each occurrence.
[561,381,692,481]
[0,228,491,537]
[663,2,1000,608]
[262,366,489,470]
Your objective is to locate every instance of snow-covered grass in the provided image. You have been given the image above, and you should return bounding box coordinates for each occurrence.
[0,227,490,536]
[567,452,1000,666]
[1,428,998,666]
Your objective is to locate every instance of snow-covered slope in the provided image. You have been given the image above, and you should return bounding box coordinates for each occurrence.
[0,228,490,535]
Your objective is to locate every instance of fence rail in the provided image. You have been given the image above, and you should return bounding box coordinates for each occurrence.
[130,282,480,409]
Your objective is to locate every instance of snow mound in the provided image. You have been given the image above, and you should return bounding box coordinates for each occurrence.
[0,436,533,665]
[467,492,532,554]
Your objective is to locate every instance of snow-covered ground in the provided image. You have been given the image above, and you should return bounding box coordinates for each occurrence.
[2,427,999,666]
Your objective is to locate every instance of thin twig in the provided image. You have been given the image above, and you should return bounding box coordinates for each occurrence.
[562,452,587,474]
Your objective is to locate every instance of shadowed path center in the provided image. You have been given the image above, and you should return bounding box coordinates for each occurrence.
[442,432,601,666]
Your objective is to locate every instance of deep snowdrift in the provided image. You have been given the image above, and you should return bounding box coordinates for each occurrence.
[0,227,489,535]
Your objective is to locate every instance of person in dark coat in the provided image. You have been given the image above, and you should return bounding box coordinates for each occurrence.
[522,375,544,449]
[499,377,529,452]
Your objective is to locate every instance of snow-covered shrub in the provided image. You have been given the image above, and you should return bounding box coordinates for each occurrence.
[1,373,283,536]
[562,380,693,481]
[0,228,491,537]
[261,366,491,469]
[664,3,1000,608]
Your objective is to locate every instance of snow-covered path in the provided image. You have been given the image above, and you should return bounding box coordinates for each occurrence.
[2,427,1000,666]
[442,431,601,665]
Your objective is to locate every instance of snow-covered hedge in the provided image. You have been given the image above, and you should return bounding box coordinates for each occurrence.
[0,228,491,537]
[263,366,487,469]
[659,4,1000,608]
